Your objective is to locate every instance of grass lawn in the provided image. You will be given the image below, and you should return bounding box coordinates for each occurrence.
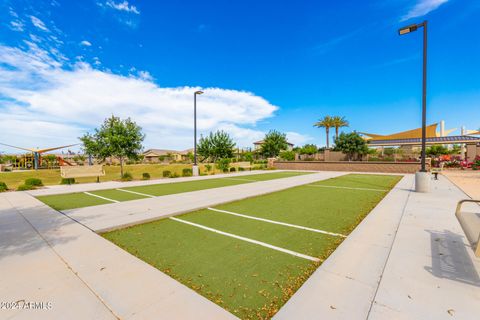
[0,164,196,189]
[37,171,311,211]
[103,174,402,319]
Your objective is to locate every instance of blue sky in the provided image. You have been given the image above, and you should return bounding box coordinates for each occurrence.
[0,0,479,152]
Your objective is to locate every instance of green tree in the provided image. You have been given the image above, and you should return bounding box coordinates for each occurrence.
[243,151,254,163]
[300,144,318,155]
[80,116,145,177]
[334,132,369,160]
[197,130,235,162]
[426,145,449,157]
[314,116,335,149]
[260,130,288,157]
[331,116,349,140]
[279,150,295,161]
[43,154,57,168]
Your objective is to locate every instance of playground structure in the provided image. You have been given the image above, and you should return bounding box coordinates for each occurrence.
[0,143,77,170]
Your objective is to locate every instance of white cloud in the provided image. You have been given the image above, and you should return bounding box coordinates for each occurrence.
[10,20,24,32]
[0,44,279,150]
[30,15,49,31]
[286,132,312,146]
[137,70,153,81]
[105,1,140,14]
[80,40,92,47]
[401,0,448,21]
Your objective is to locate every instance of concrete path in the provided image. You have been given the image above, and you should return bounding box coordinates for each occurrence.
[443,170,480,199]
[368,175,480,320]
[27,170,290,196]
[0,192,236,320]
[63,171,346,232]
[274,175,480,320]
[4,171,479,320]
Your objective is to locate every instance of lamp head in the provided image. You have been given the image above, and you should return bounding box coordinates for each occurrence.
[194,90,204,95]
[398,23,419,35]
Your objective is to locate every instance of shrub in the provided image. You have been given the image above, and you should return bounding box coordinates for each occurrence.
[142,172,151,180]
[216,158,231,173]
[182,168,193,177]
[121,172,133,181]
[25,178,43,187]
[0,182,7,192]
[162,170,171,178]
[238,167,245,171]
[17,184,35,191]
[229,167,236,172]
[205,164,212,172]
[60,178,75,185]
[280,150,295,161]
[171,172,180,178]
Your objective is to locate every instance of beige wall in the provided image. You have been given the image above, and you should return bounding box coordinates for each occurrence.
[466,144,478,162]
[272,161,425,173]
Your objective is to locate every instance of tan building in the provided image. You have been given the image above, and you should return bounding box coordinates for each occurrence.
[361,122,480,161]
[143,149,193,163]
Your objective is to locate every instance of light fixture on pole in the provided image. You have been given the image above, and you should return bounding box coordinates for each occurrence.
[398,20,429,192]
[193,90,204,176]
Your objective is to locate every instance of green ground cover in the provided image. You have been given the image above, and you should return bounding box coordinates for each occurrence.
[103,174,402,319]
[37,171,311,211]
[0,164,201,189]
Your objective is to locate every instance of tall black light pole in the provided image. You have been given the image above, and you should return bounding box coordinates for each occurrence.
[193,90,203,176]
[398,20,428,172]
[398,20,429,192]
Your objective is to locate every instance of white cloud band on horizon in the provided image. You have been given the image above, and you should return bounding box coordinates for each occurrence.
[0,43,310,152]
[401,0,449,21]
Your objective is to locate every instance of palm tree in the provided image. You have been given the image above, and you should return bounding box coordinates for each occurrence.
[332,116,349,140]
[314,116,335,149]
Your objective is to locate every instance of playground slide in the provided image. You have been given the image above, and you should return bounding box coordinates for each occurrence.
[57,156,74,166]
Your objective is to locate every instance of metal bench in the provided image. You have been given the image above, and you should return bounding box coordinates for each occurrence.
[235,161,252,171]
[61,165,105,182]
[455,199,480,257]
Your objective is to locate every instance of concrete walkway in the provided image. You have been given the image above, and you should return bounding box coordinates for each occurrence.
[63,171,345,232]
[1,171,342,319]
[27,170,292,196]
[0,192,236,320]
[3,171,479,319]
[274,175,480,320]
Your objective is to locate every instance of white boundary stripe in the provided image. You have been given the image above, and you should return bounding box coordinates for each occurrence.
[116,188,156,198]
[207,207,346,238]
[170,217,320,262]
[222,177,258,182]
[84,192,119,203]
[306,185,388,192]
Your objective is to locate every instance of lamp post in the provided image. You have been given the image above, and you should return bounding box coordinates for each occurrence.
[398,20,430,192]
[193,90,204,176]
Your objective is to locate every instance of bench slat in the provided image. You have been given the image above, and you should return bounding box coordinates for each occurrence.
[455,199,480,257]
[61,165,105,178]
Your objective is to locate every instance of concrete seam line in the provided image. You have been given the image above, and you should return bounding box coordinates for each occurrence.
[306,185,388,192]
[207,207,346,238]
[221,177,258,182]
[170,217,320,262]
[366,176,414,318]
[116,188,155,198]
[84,192,119,203]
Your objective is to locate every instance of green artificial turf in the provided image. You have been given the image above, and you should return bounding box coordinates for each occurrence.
[36,171,310,211]
[102,174,402,319]
[37,192,112,210]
